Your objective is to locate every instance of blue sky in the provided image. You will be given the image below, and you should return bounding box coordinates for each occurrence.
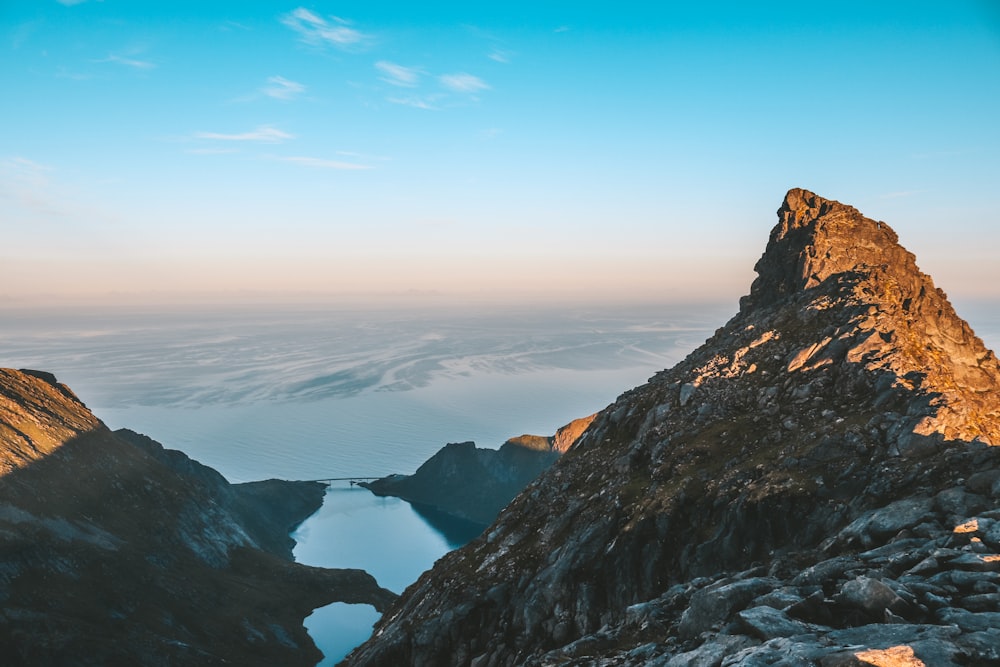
[2,1,999,304]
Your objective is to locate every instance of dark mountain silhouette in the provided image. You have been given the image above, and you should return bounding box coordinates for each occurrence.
[0,368,395,666]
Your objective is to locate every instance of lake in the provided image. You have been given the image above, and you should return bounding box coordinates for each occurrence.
[2,297,997,662]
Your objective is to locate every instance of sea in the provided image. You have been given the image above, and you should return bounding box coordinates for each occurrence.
[1,297,997,663]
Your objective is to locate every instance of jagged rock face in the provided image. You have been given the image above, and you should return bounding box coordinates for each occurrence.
[0,368,395,666]
[343,189,1000,666]
[742,188,1000,446]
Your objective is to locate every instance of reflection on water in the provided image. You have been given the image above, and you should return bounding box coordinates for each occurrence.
[407,502,486,549]
[293,484,472,664]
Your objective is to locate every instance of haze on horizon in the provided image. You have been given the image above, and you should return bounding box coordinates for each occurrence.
[2,1,999,306]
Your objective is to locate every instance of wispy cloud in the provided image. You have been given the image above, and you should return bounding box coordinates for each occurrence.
[56,0,89,5]
[387,95,442,110]
[375,61,423,87]
[439,73,490,93]
[195,126,293,143]
[488,49,512,64]
[0,157,57,215]
[262,76,305,100]
[275,156,372,170]
[184,148,240,155]
[281,7,368,50]
[96,54,156,70]
[221,20,251,32]
[554,26,571,33]
[0,156,108,222]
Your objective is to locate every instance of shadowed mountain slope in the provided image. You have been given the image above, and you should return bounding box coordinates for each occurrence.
[0,368,395,666]
[343,189,1000,666]
[362,415,596,526]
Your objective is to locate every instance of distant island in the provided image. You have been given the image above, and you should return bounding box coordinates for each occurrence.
[362,415,595,526]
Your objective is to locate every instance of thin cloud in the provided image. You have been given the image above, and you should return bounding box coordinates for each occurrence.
[281,7,368,50]
[439,73,490,93]
[195,126,293,143]
[387,95,441,110]
[276,156,372,171]
[554,26,571,33]
[375,61,422,87]
[97,54,156,70]
[488,49,512,64]
[185,148,240,155]
[56,0,89,5]
[0,157,57,215]
[262,76,306,100]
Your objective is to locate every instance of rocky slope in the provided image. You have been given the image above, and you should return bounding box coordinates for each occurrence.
[362,415,595,526]
[0,368,396,666]
[343,189,1000,666]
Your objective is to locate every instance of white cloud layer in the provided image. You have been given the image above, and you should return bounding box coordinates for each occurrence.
[281,7,367,49]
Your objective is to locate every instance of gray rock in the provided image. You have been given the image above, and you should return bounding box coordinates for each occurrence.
[722,638,834,666]
[832,497,934,549]
[936,607,1000,631]
[664,635,756,667]
[959,592,1000,612]
[967,471,1000,496]
[680,383,697,406]
[790,556,861,587]
[983,520,1000,550]
[935,487,989,520]
[948,552,1000,572]
[679,578,777,638]
[836,576,906,617]
[955,629,1000,663]
[755,588,805,611]
[736,605,820,640]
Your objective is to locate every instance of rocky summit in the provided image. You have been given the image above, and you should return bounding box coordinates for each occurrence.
[0,368,396,666]
[343,189,1000,666]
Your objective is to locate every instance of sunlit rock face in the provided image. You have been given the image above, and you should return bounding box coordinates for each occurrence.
[344,189,1000,666]
[0,368,396,666]
[0,369,101,472]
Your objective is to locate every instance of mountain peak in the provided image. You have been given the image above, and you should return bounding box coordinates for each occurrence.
[345,190,1000,667]
[741,188,913,313]
[731,189,1000,447]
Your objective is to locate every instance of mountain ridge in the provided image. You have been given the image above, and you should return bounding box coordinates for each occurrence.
[343,188,1000,666]
[0,367,396,665]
